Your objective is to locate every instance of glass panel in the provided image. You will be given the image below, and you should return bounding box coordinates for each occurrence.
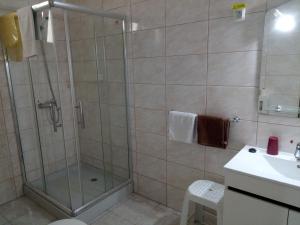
[98,17,130,188]
[3,2,130,213]
[26,9,72,208]
[7,59,46,192]
[67,11,106,205]
[66,10,130,206]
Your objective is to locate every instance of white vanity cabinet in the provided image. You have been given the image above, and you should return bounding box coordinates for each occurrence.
[223,189,289,225]
[288,210,300,225]
[223,146,300,225]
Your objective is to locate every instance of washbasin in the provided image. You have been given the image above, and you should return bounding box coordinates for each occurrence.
[224,145,300,208]
[264,154,300,180]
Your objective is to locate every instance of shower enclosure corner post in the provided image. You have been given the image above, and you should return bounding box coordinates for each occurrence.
[121,17,134,183]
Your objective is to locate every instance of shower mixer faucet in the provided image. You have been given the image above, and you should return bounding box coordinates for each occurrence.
[38,99,62,132]
[295,143,300,161]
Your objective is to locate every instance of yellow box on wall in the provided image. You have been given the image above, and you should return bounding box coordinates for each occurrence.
[232,3,247,21]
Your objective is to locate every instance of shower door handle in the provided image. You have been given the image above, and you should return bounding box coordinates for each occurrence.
[75,101,85,129]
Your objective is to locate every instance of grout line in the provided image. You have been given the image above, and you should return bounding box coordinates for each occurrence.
[129,10,266,33]
[163,0,168,207]
[130,50,263,60]
[128,0,140,194]
[203,0,211,180]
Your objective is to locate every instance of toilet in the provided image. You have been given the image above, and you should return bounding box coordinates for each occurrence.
[48,219,87,225]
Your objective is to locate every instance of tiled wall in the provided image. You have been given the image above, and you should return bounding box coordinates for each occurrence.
[124,0,296,213]
[0,0,298,220]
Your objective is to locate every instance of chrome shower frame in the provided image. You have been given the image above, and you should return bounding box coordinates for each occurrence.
[3,0,133,221]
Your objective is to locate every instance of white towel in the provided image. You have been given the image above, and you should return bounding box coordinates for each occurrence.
[17,6,37,58]
[168,111,197,144]
[47,10,54,43]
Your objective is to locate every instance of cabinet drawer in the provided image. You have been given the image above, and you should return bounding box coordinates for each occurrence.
[223,189,289,225]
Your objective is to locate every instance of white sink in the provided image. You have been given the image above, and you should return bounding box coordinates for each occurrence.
[224,145,300,208]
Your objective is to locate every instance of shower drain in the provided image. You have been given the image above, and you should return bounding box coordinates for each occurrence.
[90,178,98,182]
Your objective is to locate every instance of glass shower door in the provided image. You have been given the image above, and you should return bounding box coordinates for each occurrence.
[26,9,72,208]
[66,11,107,205]
[65,10,130,204]
[97,16,130,188]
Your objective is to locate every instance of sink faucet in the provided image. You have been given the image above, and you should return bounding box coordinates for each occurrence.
[294,143,300,160]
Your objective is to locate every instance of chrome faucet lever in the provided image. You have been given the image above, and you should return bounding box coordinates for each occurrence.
[294,143,300,160]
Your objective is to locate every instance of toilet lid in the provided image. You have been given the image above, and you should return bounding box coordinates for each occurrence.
[48,219,87,225]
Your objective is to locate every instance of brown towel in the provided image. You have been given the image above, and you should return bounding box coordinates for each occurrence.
[197,115,230,149]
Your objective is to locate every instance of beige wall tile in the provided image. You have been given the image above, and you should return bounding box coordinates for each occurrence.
[134,84,165,110]
[204,147,237,176]
[166,0,209,25]
[206,86,258,121]
[137,153,166,182]
[134,57,165,84]
[103,0,129,10]
[137,175,167,204]
[106,59,125,82]
[132,0,165,31]
[0,179,17,205]
[133,28,165,58]
[166,85,206,113]
[109,83,126,105]
[228,120,258,150]
[167,141,205,170]
[167,185,185,211]
[166,21,208,56]
[209,13,264,53]
[135,108,166,135]
[208,51,260,87]
[136,131,166,159]
[167,185,195,216]
[105,34,124,59]
[167,161,204,190]
[166,55,207,85]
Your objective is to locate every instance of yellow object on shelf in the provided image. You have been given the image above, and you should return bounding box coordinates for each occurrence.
[232,3,247,10]
[232,2,247,21]
[0,12,23,61]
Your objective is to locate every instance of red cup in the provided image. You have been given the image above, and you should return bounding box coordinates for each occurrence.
[267,136,279,155]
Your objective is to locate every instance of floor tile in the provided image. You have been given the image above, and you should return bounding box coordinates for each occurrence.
[0,215,9,225]
[92,212,132,225]
[0,194,179,225]
[0,197,56,225]
[93,194,180,225]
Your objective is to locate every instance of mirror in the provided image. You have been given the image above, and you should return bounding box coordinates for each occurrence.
[259,0,300,118]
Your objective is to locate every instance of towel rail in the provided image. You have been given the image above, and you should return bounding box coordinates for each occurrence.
[169,110,241,123]
[231,116,241,123]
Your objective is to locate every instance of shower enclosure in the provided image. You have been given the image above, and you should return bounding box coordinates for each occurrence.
[2,0,131,220]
